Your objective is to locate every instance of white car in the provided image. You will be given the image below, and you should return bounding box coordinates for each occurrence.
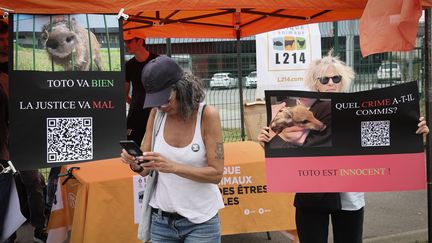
[245,71,257,88]
[209,73,238,89]
[377,62,401,82]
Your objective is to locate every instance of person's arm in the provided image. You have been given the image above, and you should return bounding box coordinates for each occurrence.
[125,81,132,104]
[124,61,132,104]
[141,106,224,184]
[120,108,156,176]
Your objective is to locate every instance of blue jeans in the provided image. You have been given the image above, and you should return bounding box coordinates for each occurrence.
[150,210,221,243]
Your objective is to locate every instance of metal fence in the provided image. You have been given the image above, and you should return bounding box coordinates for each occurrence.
[145,21,425,142]
[14,16,423,142]
[145,38,258,141]
[12,17,425,177]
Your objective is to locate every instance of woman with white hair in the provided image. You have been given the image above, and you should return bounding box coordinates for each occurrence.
[258,51,429,243]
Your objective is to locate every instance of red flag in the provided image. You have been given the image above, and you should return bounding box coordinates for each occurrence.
[359,0,422,57]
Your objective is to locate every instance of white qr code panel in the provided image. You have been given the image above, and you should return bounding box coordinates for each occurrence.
[47,117,93,163]
[361,120,390,147]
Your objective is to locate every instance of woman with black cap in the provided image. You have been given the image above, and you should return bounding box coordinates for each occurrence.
[121,55,224,243]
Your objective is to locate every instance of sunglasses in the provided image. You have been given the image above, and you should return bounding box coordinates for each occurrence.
[318,75,342,85]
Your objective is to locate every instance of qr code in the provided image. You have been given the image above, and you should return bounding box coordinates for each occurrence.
[361,120,390,147]
[47,117,93,163]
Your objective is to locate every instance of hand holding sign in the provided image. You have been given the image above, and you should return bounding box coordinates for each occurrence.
[416,116,429,135]
[257,102,286,146]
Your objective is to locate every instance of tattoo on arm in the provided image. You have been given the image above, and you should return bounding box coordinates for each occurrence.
[215,142,224,160]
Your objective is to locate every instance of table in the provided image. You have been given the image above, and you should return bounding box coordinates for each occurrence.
[47,141,296,243]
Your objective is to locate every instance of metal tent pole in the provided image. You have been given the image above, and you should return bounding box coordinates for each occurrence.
[236,33,246,141]
[166,38,172,57]
[333,21,339,54]
[424,8,432,243]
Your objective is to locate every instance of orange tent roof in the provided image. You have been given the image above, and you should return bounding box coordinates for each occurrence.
[2,0,368,38]
[2,1,366,15]
[1,0,431,38]
[122,8,365,38]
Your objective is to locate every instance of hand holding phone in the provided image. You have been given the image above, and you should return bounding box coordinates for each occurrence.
[120,140,143,156]
[119,140,150,164]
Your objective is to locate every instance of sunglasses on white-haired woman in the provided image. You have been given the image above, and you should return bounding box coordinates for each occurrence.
[318,75,342,85]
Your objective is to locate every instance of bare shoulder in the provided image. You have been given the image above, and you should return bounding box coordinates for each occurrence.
[202,105,222,134]
[201,105,223,150]
[146,108,158,127]
[203,105,220,119]
[150,107,157,116]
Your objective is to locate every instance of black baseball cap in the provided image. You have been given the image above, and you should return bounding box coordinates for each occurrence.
[141,56,184,108]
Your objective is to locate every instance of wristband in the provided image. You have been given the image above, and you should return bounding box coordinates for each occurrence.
[129,163,144,173]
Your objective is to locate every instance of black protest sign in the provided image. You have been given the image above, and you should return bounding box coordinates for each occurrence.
[8,14,125,170]
[265,81,423,158]
[264,81,425,192]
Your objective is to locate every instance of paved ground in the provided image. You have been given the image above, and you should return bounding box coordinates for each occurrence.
[363,190,427,243]
[13,190,429,243]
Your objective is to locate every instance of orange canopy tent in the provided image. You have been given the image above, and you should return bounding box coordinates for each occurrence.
[1,0,432,241]
[119,1,368,39]
[2,0,432,39]
[2,1,368,38]
[1,1,431,47]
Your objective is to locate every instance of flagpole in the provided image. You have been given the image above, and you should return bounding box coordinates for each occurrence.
[424,8,432,243]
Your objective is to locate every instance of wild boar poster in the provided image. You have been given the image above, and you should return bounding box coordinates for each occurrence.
[8,14,125,170]
[264,81,426,192]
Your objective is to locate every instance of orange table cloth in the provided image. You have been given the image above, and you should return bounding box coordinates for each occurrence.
[48,141,296,243]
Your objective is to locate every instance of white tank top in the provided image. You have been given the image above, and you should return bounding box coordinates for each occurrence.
[149,103,224,223]
[341,192,365,211]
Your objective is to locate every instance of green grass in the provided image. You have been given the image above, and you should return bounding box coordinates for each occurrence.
[14,45,121,71]
[223,128,244,142]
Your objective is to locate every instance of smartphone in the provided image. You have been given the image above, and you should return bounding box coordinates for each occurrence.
[119,140,143,156]
[119,140,151,164]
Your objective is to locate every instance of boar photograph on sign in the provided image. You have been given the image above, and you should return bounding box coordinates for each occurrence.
[8,14,125,170]
[265,81,426,192]
[255,24,321,99]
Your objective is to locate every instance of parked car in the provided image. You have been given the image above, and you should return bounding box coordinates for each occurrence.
[377,62,401,82]
[245,71,257,88]
[209,73,238,89]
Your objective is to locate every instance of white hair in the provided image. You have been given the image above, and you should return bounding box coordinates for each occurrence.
[304,50,355,92]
